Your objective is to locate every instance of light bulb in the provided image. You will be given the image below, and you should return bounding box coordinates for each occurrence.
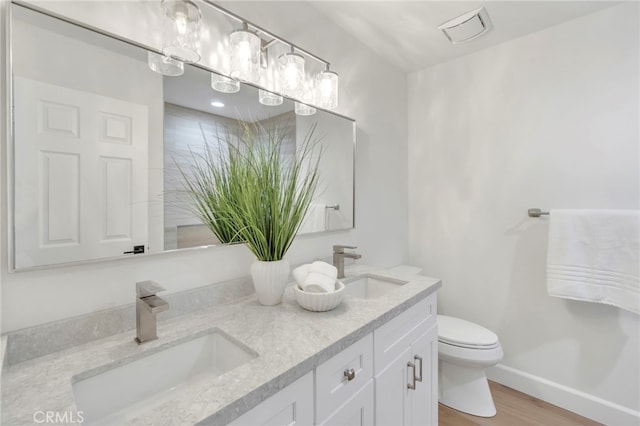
[319,79,332,97]
[175,12,187,34]
[279,52,305,99]
[284,64,299,85]
[315,69,338,109]
[237,41,251,73]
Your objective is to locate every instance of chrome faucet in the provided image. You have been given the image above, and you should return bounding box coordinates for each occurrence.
[333,245,362,279]
[135,280,169,344]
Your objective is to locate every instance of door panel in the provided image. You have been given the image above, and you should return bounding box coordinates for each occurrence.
[14,77,149,268]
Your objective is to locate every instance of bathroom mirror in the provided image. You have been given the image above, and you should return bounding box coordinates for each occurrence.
[9,3,355,270]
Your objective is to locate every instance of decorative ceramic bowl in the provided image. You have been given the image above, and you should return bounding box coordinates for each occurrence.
[295,281,345,312]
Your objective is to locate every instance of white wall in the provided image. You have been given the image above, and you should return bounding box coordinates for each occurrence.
[408,3,639,423]
[0,1,408,332]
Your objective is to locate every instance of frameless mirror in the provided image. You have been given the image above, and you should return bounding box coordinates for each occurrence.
[9,3,355,270]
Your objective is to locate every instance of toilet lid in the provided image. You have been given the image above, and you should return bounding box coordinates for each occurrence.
[437,315,499,348]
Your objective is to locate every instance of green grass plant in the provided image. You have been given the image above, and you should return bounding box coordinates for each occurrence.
[180,119,321,261]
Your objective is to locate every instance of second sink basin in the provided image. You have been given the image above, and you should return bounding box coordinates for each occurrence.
[343,274,408,299]
[72,328,258,425]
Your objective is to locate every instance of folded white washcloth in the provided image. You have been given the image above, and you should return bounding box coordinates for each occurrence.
[310,261,338,280]
[303,284,330,293]
[302,271,336,293]
[292,264,311,287]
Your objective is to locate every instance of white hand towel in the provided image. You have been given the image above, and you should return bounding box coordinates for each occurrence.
[546,209,640,314]
[310,261,338,280]
[302,272,336,293]
[292,264,311,287]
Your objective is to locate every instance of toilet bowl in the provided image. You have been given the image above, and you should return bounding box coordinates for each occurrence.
[437,315,503,417]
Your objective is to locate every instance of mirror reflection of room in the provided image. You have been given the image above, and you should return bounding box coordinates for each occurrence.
[10,4,354,270]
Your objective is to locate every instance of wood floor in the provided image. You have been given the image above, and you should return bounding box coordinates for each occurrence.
[438,381,602,426]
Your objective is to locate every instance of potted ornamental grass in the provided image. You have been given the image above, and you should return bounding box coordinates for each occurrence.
[181,119,321,305]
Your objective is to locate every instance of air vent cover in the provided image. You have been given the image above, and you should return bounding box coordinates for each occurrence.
[439,7,492,44]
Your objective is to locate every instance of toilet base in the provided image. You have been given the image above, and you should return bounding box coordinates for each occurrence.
[439,359,497,417]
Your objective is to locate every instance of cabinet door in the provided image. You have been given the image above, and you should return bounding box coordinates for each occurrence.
[320,379,374,426]
[407,325,438,426]
[374,346,412,426]
[228,372,313,426]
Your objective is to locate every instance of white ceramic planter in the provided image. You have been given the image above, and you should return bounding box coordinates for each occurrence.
[250,259,290,305]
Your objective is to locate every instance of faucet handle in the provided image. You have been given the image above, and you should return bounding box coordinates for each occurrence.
[136,280,165,298]
[333,245,358,253]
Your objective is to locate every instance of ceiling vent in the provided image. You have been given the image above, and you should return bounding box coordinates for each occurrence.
[438,7,492,44]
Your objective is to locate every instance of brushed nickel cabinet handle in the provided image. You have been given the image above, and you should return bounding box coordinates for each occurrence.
[414,355,423,382]
[407,361,416,390]
[344,368,356,381]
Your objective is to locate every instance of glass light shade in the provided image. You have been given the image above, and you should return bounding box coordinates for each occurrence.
[295,102,316,116]
[229,29,261,83]
[295,78,316,116]
[147,51,184,76]
[211,73,240,93]
[279,52,305,99]
[259,90,283,106]
[258,64,283,106]
[315,70,339,109]
[161,0,201,63]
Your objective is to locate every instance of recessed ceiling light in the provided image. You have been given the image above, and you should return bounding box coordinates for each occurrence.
[210,101,225,108]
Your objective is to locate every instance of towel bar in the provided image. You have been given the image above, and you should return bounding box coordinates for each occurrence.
[528,208,549,217]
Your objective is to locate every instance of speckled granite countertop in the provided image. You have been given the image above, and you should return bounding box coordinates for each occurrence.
[1,266,440,426]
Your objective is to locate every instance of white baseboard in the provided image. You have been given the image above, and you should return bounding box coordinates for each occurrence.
[487,364,640,426]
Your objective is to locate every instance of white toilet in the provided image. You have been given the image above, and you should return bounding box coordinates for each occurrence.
[437,315,503,417]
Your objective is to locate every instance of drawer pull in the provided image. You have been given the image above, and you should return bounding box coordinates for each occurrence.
[407,361,416,390]
[344,368,356,381]
[414,355,423,382]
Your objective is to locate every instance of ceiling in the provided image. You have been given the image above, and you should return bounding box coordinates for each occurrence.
[308,1,618,71]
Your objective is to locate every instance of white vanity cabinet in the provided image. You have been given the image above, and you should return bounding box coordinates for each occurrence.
[374,295,438,426]
[228,293,437,426]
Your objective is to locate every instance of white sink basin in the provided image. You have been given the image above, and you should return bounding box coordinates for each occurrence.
[343,274,408,299]
[72,328,257,425]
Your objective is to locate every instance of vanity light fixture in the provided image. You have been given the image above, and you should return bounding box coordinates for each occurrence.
[147,51,184,76]
[229,22,261,83]
[315,65,339,110]
[163,0,340,108]
[211,73,240,93]
[161,0,202,63]
[279,46,305,100]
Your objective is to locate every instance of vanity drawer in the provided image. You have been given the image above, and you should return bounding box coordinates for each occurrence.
[315,333,374,423]
[373,293,436,374]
